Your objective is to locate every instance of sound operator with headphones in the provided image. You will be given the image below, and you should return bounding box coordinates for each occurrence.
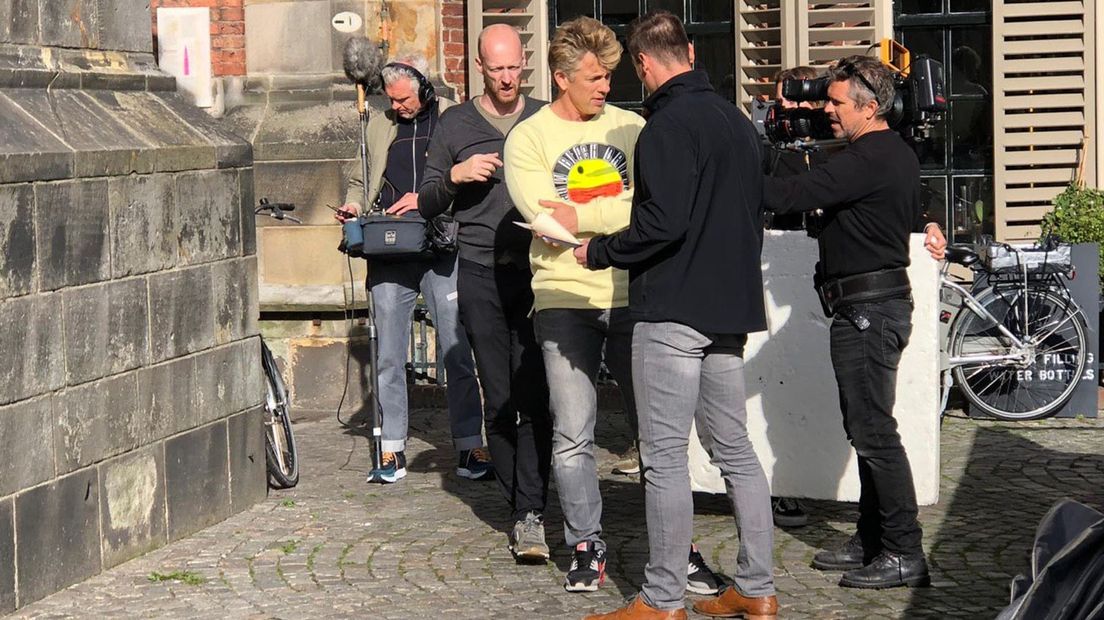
[336,57,489,485]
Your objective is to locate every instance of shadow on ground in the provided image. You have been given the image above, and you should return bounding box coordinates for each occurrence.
[406,404,655,601]
[906,422,1104,618]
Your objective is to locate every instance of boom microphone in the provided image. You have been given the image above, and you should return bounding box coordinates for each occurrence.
[342,36,384,91]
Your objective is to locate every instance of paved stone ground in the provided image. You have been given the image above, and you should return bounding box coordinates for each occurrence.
[12,405,1104,619]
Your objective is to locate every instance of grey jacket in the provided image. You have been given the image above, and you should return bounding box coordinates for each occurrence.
[344,97,457,210]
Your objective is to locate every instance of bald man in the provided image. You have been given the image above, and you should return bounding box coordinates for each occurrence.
[418,24,554,562]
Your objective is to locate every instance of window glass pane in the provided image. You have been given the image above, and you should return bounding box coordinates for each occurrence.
[601,0,638,26]
[950,99,992,170]
[690,32,734,102]
[913,117,946,169]
[899,0,942,13]
[919,176,948,232]
[950,26,991,96]
[898,27,944,65]
[950,176,994,243]
[556,0,594,20]
[950,0,988,12]
[609,35,643,104]
[648,0,684,18]
[691,0,729,23]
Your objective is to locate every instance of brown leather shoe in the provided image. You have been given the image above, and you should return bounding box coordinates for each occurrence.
[583,595,688,620]
[692,587,778,619]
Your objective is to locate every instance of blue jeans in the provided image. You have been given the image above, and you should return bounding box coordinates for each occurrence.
[633,321,774,610]
[534,307,635,550]
[369,254,482,453]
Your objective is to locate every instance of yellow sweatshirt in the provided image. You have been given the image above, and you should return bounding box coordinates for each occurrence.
[504,104,645,311]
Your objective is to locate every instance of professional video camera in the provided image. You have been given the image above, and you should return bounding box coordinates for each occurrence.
[755,40,946,147]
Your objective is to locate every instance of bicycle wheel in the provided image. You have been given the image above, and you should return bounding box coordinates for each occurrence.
[950,285,1087,420]
[262,341,299,488]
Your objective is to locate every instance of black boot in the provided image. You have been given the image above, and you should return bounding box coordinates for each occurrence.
[839,551,930,589]
[811,533,870,571]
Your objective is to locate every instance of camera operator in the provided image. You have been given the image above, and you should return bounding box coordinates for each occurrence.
[763,66,831,233]
[763,66,828,530]
[763,55,946,590]
[336,57,485,485]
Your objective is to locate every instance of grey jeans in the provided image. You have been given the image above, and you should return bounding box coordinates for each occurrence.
[369,254,482,453]
[534,307,634,550]
[634,321,775,610]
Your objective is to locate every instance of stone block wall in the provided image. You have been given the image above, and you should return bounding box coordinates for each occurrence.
[144,1,462,410]
[0,1,265,612]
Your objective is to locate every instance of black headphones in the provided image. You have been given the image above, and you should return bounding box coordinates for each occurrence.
[383,62,437,106]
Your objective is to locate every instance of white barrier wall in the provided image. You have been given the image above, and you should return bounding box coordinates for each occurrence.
[688,231,941,505]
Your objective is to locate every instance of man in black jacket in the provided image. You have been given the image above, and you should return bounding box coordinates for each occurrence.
[417,24,554,562]
[577,11,778,620]
[763,55,946,590]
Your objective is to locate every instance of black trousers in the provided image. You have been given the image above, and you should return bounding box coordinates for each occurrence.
[830,297,924,557]
[457,259,552,521]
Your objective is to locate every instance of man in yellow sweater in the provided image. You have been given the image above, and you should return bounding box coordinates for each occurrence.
[503,16,721,596]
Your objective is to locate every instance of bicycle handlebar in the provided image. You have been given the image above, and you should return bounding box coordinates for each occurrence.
[255,198,301,224]
[256,197,296,213]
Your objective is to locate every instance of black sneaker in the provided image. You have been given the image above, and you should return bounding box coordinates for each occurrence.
[457,447,494,480]
[564,541,606,592]
[772,496,809,528]
[686,545,724,595]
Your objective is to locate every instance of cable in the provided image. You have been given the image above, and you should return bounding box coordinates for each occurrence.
[336,251,357,429]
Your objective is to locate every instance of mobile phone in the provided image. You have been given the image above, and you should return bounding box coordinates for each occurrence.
[328,204,356,219]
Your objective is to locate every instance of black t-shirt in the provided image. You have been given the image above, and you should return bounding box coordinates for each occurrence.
[763,129,923,280]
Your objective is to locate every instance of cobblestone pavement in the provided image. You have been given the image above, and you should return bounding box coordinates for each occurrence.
[12,406,1104,619]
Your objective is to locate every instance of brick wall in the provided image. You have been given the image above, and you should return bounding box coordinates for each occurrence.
[441,0,468,100]
[151,0,246,77]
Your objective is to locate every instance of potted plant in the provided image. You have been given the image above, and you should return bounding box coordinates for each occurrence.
[1041,183,1104,384]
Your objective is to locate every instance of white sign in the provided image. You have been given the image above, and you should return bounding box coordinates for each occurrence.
[156,8,213,108]
[332,11,363,33]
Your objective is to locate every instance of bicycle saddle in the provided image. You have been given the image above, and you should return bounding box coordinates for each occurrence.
[944,244,979,266]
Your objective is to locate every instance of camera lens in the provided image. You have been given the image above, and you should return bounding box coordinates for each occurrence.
[781,76,830,102]
[765,106,834,143]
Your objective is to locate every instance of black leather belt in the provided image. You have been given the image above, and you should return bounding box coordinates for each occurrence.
[815,267,911,318]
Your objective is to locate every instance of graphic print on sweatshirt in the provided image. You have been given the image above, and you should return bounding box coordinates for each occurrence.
[551,143,630,204]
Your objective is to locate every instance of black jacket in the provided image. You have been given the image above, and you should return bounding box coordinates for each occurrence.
[588,70,767,335]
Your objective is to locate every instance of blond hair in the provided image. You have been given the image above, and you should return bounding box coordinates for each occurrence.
[548,16,622,76]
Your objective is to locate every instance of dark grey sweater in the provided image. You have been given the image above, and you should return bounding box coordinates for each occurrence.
[418,97,545,267]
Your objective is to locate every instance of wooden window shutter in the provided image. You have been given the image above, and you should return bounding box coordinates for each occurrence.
[465,1,551,101]
[734,0,893,114]
[993,1,1097,242]
[734,1,793,111]
[794,1,894,69]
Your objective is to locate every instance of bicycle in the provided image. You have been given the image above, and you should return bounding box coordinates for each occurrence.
[939,238,1089,421]
[256,199,300,488]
